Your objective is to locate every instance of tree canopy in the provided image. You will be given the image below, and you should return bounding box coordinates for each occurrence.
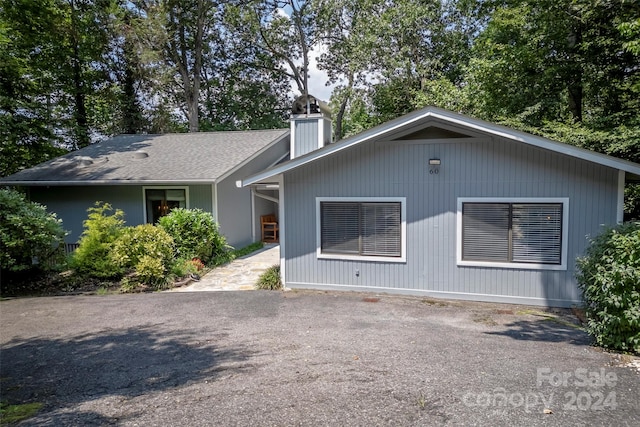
[1,0,638,196]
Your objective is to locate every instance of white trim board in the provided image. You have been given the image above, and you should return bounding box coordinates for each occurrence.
[284,282,581,308]
[456,197,569,271]
[242,107,640,187]
[315,197,407,263]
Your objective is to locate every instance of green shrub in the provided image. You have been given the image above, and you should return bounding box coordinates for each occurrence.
[0,189,66,272]
[111,224,174,269]
[255,264,282,290]
[135,255,169,289]
[576,222,640,354]
[158,208,230,264]
[111,224,175,288]
[170,257,200,278]
[70,202,125,278]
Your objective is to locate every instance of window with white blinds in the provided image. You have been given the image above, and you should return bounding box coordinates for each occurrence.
[320,201,402,258]
[461,202,563,265]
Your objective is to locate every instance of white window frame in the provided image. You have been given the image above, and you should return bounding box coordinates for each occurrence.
[142,186,190,224]
[316,197,407,263]
[456,197,569,271]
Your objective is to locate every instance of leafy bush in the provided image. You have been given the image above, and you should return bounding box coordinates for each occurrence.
[170,258,200,278]
[255,264,282,290]
[0,188,66,272]
[111,224,175,288]
[135,255,168,288]
[111,224,174,269]
[71,202,125,278]
[576,222,640,354]
[158,208,229,264]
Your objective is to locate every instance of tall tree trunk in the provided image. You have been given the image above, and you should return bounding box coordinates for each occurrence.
[167,0,206,132]
[335,74,353,140]
[567,18,583,122]
[71,0,90,148]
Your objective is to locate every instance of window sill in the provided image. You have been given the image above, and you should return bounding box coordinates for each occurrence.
[318,252,406,263]
[457,260,567,271]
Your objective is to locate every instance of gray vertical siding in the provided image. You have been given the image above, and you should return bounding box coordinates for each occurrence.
[218,134,289,248]
[30,184,212,243]
[188,184,213,212]
[283,136,619,307]
[294,120,319,157]
[254,190,279,241]
[28,136,288,249]
[30,185,145,243]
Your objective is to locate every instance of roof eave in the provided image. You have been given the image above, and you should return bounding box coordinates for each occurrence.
[242,109,433,186]
[1,179,218,186]
[242,107,640,185]
[215,130,290,182]
[428,109,640,175]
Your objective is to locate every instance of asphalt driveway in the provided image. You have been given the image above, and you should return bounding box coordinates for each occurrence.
[1,291,638,426]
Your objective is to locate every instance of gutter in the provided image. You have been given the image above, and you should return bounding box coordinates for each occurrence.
[0,179,218,186]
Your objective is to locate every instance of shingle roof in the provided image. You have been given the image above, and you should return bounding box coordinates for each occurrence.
[1,129,289,185]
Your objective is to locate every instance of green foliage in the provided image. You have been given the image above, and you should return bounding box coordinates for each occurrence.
[170,257,200,278]
[231,241,264,259]
[134,255,169,289]
[576,223,640,354]
[70,202,125,278]
[111,224,174,288]
[0,188,66,272]
[255,264,282,290]
[0,401,43,424]
[619,18,640,55]
[625,184,640,221]
[158,208,229,264]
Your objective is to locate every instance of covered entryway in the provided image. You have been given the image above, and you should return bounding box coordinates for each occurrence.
[250,184,280,243]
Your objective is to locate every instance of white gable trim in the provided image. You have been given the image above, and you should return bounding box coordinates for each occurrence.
[243,107,640,186]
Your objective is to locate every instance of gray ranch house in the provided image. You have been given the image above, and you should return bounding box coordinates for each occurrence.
[1,130,289,249]
[243,100,640,307]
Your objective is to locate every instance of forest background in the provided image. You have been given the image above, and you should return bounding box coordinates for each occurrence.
[1,0,638,215]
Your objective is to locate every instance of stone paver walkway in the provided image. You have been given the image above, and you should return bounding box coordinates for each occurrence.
[171,244,279,292]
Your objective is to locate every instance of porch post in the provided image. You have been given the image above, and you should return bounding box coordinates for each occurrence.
[251,187,256,242]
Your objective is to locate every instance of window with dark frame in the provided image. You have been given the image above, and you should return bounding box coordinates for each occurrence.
[145,189,186,224]
[320,201,402,257]
[462,202,563,265]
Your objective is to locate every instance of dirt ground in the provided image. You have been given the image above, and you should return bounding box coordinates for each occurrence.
[1,290,639,426]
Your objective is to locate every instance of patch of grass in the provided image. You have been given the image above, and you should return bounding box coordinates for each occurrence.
[0,401,43,425]
[209,242,265,268]
[421,298,448,307]
[255,265,282,290]
[472,313,498,326]
[416,393,427,409]
[231,241,264,259]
